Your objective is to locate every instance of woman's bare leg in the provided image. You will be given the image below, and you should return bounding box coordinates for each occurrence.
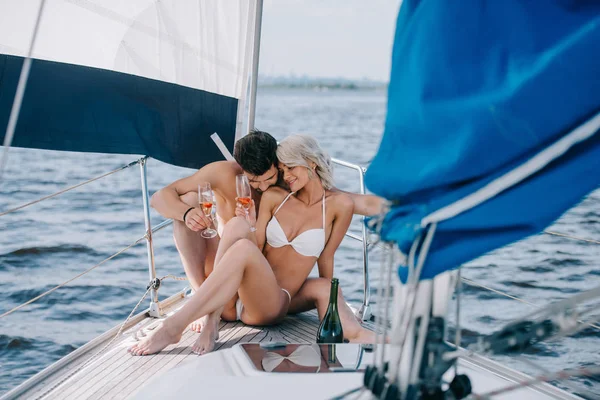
[129,238,285,356]
[214,217,258,261]
[192,217,256,354]
[289,278,376,343]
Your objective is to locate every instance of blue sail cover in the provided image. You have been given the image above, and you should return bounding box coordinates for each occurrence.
[365,1,600,280]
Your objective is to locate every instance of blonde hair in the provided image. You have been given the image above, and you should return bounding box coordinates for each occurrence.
[276,135,334,189]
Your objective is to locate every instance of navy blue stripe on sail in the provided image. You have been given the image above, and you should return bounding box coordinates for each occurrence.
[365,1,600,281]
[0,55,237,169]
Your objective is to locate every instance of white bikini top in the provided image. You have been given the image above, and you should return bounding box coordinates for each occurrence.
[266,192,326,258]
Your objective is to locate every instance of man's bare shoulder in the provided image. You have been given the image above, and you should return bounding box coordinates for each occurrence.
[199,160,242,176]
[192,161,242,191]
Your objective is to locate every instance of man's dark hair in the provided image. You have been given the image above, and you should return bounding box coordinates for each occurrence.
[233,129,278,176]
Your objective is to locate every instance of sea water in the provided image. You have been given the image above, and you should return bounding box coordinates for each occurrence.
[1,88,598,396]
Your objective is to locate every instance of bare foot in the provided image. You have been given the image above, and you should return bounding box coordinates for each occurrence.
[128,322,182,356]
[347,327,377,344]
[189,315,207,333]
[191,317,219,355]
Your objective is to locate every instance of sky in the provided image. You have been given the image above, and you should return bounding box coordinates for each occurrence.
[259,0,401,81]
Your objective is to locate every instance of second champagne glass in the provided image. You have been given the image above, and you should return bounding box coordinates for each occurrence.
[236,174,252,222]
[198,182,217,239]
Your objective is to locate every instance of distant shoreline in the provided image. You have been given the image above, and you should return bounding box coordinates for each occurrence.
[257,76,387,91]
[258,83,387,91]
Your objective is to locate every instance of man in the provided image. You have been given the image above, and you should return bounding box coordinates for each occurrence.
[150,129,382,352]
[151,131,278,282]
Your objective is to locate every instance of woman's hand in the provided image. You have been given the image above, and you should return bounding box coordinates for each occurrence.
[236,198,257,227]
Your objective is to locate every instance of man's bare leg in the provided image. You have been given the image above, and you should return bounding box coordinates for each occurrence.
[289,278,376,343]
[173,192,218,333]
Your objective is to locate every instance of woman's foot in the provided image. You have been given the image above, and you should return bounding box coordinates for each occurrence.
[129,321,182,356]
[191,316,219,355]
[347,327,377,344]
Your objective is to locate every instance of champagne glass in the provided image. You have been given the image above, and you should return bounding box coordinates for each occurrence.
[236,174,252,221]
[198,182,217,239]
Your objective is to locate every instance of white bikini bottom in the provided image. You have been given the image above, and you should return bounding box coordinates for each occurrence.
[215,213,226,238]
[235,288,291,321]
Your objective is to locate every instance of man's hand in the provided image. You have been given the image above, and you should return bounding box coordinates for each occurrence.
[184,208,213,232]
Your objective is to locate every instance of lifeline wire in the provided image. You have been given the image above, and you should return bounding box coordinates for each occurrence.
[34,273,187,399]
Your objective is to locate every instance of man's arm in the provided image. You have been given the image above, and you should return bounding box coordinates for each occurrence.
[150,161,237,227]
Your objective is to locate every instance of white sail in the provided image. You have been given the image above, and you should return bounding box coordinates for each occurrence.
[0,0,258,167]
[0,0,256,99]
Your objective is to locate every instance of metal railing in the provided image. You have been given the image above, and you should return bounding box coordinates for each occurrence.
[145,157,374,320]
[331,157,372,321]
[140,157,374,320]
[0,156,170,319]
[0,155,376,321]
[139,158,160,317]
[4,154,596,327]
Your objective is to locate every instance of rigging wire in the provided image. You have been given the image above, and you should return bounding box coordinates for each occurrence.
[0,225,186,319]
[1,151,597,398]
[439,284,600,373]
[516,355,600,400]
[544,230,600,245]
[378,244,395,368]
[460,277,600,332]
[34,286,152,400]
[518,285,600,325]
[33,274,185,399]
[0,0,47,183]
[0,157,145,218]
[373,247,388,352]
[472,366,600,400]
[330,202,600,399]
[389,223,437,385]
[454,267,462,376]
[0,241,140,319]
[548,312,600,343]
[441,285,600,399]
[350,243,393,400]
[328,386,362,400]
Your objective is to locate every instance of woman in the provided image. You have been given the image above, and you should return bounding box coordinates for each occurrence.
[129,135,375,356]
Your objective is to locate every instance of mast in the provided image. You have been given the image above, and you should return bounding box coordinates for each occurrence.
[247,0,264,131]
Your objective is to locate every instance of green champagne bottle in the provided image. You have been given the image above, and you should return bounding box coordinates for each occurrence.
[316,278,344,343]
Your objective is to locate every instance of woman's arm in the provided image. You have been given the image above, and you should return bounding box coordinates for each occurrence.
[329,188,384,216]
[348,193,384,216]
[317,193,354,279]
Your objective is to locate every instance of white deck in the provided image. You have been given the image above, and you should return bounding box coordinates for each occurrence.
[3,292,341,400]
[2,292,581,400]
